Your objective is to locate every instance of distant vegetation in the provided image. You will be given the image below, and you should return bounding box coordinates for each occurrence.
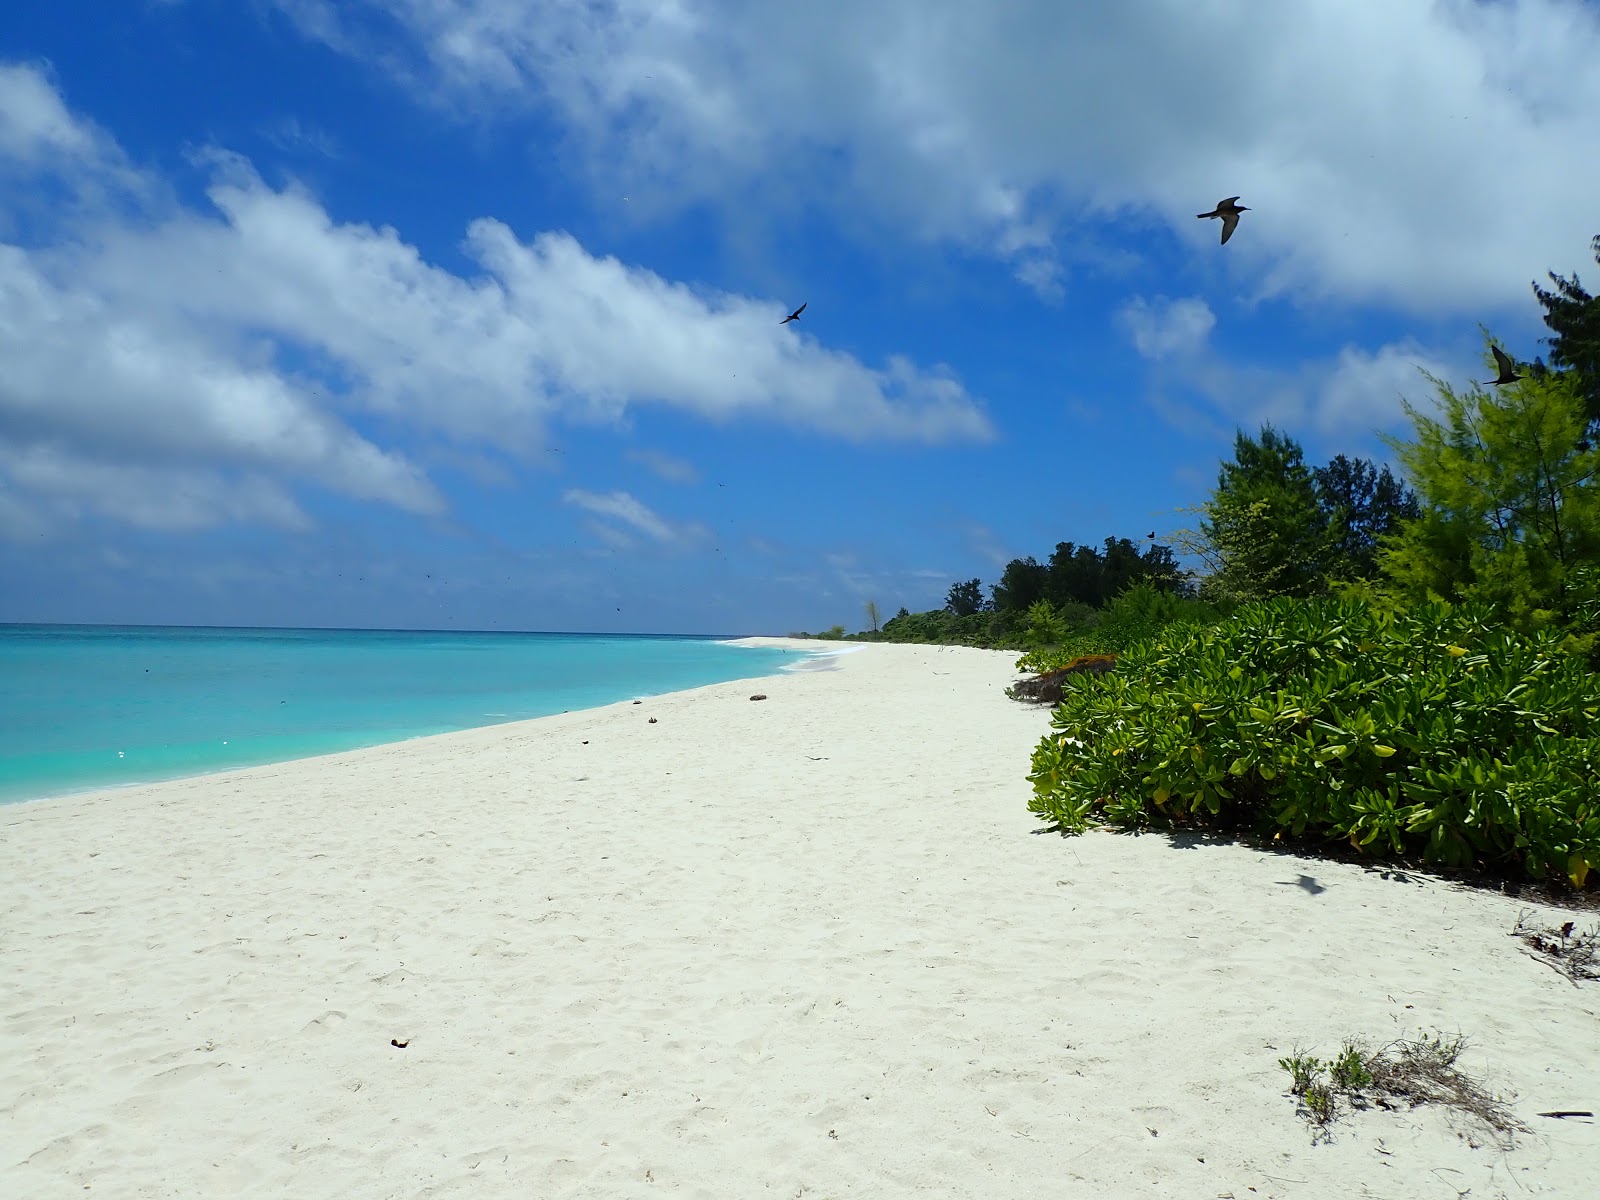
[802,233,1600,893]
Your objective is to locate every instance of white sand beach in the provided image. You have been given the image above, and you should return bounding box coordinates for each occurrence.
[2,641,1595,1199]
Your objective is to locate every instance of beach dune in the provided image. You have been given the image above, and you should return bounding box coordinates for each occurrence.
[2,641,1595,1198]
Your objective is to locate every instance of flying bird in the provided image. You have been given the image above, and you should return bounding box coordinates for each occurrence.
[1485,344,1523,386]
[1147,531,1156,540]
[1198,196,1249,245]
[780,302,807,324]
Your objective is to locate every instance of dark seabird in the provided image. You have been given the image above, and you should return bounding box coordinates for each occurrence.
[1485,344,1523,386]
[1146,531,1156,540]
[780,302,807,324]
[1198,196,1249,245]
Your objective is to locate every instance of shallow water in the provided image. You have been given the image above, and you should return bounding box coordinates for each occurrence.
[0,624,803,804]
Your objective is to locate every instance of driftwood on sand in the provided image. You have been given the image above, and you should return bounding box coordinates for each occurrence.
[1006,654,1118,704]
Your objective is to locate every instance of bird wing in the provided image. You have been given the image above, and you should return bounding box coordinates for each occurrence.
[1491,345,1514,374]
[795,302,807,317]
[1220,196,1241,208]
[1219,212,1240,243]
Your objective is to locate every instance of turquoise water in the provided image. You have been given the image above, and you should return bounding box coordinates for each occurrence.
[0,624,807,805]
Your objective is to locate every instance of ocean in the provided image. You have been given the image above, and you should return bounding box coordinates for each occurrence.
[0,624,811,805]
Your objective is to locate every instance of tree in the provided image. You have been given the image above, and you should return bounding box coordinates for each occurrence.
[1040,538,1187,609]
[1531,233,1600,434]
[1044,542,1093,607]
[991,557,1049,612]
[1199,423,1330,600]
[1313,454,1420,581]
[945,578,984,617]
[864,599,881,633]
[1378,342,1600,626]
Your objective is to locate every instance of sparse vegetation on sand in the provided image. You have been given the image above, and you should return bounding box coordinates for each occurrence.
[1279,1035,1525,1147]
[1510,909,1600,983]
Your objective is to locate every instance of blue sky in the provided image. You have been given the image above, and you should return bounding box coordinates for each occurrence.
[3,1,1599,635]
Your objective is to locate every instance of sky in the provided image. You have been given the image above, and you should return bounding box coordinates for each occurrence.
[2,1,1599,636]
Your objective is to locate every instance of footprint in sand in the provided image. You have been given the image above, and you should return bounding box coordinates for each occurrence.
[150,1061,227,1087]
[299,1009,348,1035]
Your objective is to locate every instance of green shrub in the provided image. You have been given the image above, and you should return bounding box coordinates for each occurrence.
[1023,598,1068,647]
[1013,584,1229,673]
[1026,597,1600,890]
[1015,631,1121,674]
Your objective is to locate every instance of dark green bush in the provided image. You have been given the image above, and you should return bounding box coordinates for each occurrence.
[1026,597,1600,890]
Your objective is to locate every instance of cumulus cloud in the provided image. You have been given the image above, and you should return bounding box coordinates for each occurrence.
[64,161,990,447]
[0,63,989,536]
[0,245,442,513]
[1118,295,1216,361]
[276,0,1600,316]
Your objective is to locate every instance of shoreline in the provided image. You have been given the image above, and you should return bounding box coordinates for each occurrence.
[0,635,837,812]
[3,642,1593,1198]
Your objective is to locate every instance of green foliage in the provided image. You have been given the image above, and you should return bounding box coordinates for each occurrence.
[1012,582,1230,673]
[1313,454,1420,582]
[1201,424,1331,600]
[1026,597,1600,890]
[1014,632,1118,674]
[1096,580,1228,648]
[880,606,1018,649]
[1279,1052,1322,1096]
[1531,232,1600,431]
[1023,598,1068,647]
[1303,1084,1335,1127]
[1042,537,1190,609]
[945,578,985,617]
[992,557,1049,612]
[864,599,881,633]
[1378,348,1600,632]
[1329,1043,1374,1092]
[820,624,846,640]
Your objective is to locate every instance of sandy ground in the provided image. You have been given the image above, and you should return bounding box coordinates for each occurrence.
[1,640,1596,1199]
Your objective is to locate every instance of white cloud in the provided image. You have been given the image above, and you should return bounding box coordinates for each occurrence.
[66,158,992,453]
[1181,339,1466,442]
[0,62,102,165]
[280,0,1600,316]
[626,447,700,483]
[1307,342,1463,436]
[1,243,441,494]
[562,488,706,546]
[1118,295,1216,361]
[0,63,990,536]
[0,443,313,532]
